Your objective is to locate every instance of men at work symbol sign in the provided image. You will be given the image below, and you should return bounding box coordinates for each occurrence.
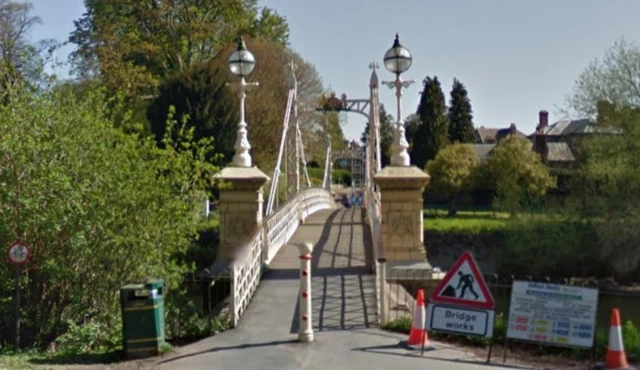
[430,251,495,310]
[427,251,496,338]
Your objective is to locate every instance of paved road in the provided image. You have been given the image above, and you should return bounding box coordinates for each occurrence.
[157,208,535,370]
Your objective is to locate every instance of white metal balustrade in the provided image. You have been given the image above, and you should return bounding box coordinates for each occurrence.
[229,186,334,327]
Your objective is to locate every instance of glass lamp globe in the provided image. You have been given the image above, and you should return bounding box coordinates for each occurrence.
[383,33,412,75]
[228,37,256,77]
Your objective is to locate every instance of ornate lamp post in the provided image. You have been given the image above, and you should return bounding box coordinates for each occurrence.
[228,37,259,167]
[382,33,414,167]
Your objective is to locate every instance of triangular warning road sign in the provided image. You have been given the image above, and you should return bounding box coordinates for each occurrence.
[430,251,495,309]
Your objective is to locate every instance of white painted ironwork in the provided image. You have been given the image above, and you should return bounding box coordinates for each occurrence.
[266,87,295,216]
[264,196,299,264]
[296,124,312,189]
[364,61,386,324]
[381,34,414,167]
[230,226,264,327]
[322,135,332,190]
[227,76,260,168]
[299,187,334,220]
[231,186,333,326]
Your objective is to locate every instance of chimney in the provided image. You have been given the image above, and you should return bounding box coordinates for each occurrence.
[509,123,517,136]
[539,110,549,129]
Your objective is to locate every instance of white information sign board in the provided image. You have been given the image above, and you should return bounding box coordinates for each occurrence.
[506,281,598,348]
[427,304,495,338]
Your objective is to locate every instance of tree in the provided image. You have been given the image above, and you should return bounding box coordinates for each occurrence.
[360,103,394,166]
[411,76,449,169]
[562,38,640,277]
[0,83,217,348]
[148,38,326,169]
[426,144,479,216]
[566,37,640,118]
[69,0,289,102]
[448,79,476,143]
[404,113,420,150]
[0,0,54,98]
[147,61,237,164]
[485,136,555,217]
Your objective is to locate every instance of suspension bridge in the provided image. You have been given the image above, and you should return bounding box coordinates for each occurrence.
[158,61,522,370]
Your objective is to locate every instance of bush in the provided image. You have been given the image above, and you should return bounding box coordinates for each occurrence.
[0,86,218,349]
[52,319,121,355]
[165,288,229,342]
[497,218,606,278]
[183,216,220,270]
[306,167,351,186]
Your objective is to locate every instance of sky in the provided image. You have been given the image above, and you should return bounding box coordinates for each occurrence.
[29,0,640,141]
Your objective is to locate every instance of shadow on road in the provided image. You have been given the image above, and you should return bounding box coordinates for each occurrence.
[289,207,376,334]
[158,339,299,365]
[351,344,536,370]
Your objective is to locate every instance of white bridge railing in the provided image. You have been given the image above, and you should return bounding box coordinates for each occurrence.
[365,181,386,325]
[230,187,334,327]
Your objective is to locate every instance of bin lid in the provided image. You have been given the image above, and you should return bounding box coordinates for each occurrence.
[121,283,146,291]
[121,279,164,291]
[145,279,164,290]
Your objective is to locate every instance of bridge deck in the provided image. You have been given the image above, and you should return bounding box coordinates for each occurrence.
[268,207,376,332]
[158,206,506,370]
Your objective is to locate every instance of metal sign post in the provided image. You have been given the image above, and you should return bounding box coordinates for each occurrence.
[7,240,31,350]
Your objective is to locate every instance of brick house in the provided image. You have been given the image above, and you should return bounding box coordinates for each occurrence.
[530,110,600,169]
[470,124,527,163]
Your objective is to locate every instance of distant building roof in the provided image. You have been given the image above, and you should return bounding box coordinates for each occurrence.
[476,127,500,143]
[537,119,596,136]
[476,125,527,143]
[547,142,575,162]
[495,127,527,141]
[466,144,495,163]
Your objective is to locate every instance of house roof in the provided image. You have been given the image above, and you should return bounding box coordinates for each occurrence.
[538,119,596,136]
[495,127,527,140]
[466,144,495,163]
[477,126,527,143]
[476,127,499,143]
[547,142,575,162]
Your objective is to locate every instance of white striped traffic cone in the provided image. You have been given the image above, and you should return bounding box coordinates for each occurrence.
[402,289,434,350]
[596,308,636,370]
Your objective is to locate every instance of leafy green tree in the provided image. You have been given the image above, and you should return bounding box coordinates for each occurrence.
[404,113,420,150]
[360,103,394,166]
[69,0,289,102]
[0,83,217,348]
[148,38,325,169]
[0,0,54,98]
[411,76,449,169]
[448,79,476,143]
[563,38,640,277]
[566,37,640,118]
[485,136,555,217]
[566,102,640,276]
[148,61,237,163]
[426,144,479,216]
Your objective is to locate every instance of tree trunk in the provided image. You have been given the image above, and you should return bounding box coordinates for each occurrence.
[447,195,459,217]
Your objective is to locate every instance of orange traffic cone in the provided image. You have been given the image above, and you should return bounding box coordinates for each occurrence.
[402,289,434,350]
[597,308,636,370]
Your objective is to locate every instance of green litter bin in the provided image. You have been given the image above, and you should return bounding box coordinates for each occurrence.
[120,279,165,358]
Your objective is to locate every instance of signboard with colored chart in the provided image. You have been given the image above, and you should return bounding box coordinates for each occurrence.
[506,281,598,348]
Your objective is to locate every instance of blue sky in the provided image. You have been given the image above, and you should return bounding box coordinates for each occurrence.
[30,0,640,141]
